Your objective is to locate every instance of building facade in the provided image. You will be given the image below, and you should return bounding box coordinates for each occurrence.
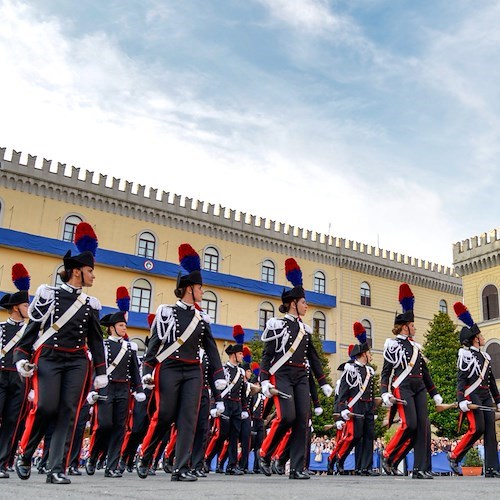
[0,148,462,377]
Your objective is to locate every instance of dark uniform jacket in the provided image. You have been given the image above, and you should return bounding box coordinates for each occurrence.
[104,336,142,391]
[0,319,25,371]
[337,361,375,413]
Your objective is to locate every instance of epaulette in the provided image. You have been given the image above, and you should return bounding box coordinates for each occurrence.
[89,296,101,310]
[129,341,138,352]
[266,317,285,330]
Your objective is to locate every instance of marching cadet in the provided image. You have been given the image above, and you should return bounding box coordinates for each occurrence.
[259,258,333,480]
[238,361,254,473]
[0,264,31,478]
[86,287,144,477]
[13,222,108,484]
[249,362,265,474]
[205,343,247,476]
[448,302,500,478]
[380,283,442,479]
[335,322,379,476]
[136,244,226,482]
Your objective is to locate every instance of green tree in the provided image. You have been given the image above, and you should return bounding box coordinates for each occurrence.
[423,312,461,438]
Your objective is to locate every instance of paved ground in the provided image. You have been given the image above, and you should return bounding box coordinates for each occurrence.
[0,469,498,500]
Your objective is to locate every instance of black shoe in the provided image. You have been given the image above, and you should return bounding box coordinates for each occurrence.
[361,469,381,476]
[485,470,500,478]
[171,470,197,482]
[191,469,207,478]
[272,460,285,475]
[68,466,82,476]
[0,469,9,479]
[202,461,210,473]
[46,472,71,484]
[163,461,173,473]
[147,468,156,476]
[448,454,461,475]
[391,466,404,476]
[136,458,149,479]
[225,467,245,476]
[413,470,433,479]
[96,460,104,470]
[381,455,392,476]
[259,456,272,477]
[253,469,261,474]
[85,460,96,476]
[117,460,126,474]
[126,465,134,473]
[15,456,31,480]
[104,469,123,478]
[289,470,310,480]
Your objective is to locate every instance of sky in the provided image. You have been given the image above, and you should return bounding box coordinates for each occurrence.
[1,0,500,267]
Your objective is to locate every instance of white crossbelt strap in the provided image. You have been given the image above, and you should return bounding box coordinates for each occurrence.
[106,341,129,376]
[392,343,419,389]
[0,323,27,358]
[269,322,306,375]
[253,393,262,413]
[221,367,242,398]
[348,369,372,409]
[33,294,88,351]
[464,358,489,397]
[156,310,201,363]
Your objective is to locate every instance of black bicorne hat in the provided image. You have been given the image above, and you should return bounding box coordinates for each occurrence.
[63,222,98,270]
[177,244,203,288]
[101,311,128,327]
[394,310,415,325]
[459,324,481,345]
[0,291,29,309]
[350,341,370,358]
[225,344,244,355]
[282,258,305,304]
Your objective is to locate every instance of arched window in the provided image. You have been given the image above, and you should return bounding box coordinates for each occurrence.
[203,247,219,272]
[62,214,83,242]
[54,265,64,287]
[202,291,218,323]
[137,231,156,259]
[439,299,448,314]
[131,279,152,313]
[485,341,500,379]
[313,311,326,340]
[360,282,371,306]
[261,259,275,284]
[361,319,373,348]
[313,271,326,294]
[259,301,275,330]
[482,284,499,321]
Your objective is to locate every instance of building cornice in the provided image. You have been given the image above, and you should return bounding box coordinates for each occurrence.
[453,229,500,277]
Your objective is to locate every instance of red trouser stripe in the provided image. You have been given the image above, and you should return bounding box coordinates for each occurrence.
[451,409,477,460]
[260,375,281,457]
[204,419,221,459]
[274,429,291,459]
[334,420,355,461]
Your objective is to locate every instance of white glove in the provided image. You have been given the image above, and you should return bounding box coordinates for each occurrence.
[335,420,345,430]
[261,380,274,398]
[216,401,225,415]
[28,389,35,402]
[382,392,394,407]
[314,407,323,416]
[134,392,146,402]
[87,391,99,405]
[142,374,154,390]
[433,394,443,405]
[241,411,249,420]
[94,374,109,389]
[341,409,351,421]
[321,384,333,397]
[459,400,471,412]
[497,403,500,411]
[16,359,35,378]
[210,408,218,418]
[214,378,227,391]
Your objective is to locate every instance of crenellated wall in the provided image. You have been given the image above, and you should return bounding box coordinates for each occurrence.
[453,228,500,276]
[0,147,461,294]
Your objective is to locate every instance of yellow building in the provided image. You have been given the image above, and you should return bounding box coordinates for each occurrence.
[0,147,462,378]
[453,230,500,378]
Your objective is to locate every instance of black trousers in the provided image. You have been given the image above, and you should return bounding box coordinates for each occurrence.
[140,362,202,474]
[191,388,210,471]
[89,383,130,471]
[0,370,27,469]
[452,390,499,471]
[250,419,265,471]
[20,349,90,473]
[68,402,91,468]
[238,414,251,470]
[384,379,429,471]
[260,367,309,472]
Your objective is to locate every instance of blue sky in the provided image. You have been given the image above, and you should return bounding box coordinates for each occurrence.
[1,0,499,267]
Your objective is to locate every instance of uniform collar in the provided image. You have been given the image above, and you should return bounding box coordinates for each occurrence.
[108,335,123,343]
[177,300,195,310]
[285,313,299,322]
[470,346,480,352]
[7,318,25,326]
[396,334,409,340]
[226,360,238,368]
[61,283,82,294]
[354,360,366,367]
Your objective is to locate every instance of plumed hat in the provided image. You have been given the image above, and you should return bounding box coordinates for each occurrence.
[232,324,245,344]
[100,287,130,326]
[281,258,305,303]
[250,361,260,377]
[0,263,30,308]
[453,302,481,344]
[225,343,243,355]
[350,342,370,358]
[242,345,252,363]
[63,222,98,270]
[394,283,415,325]
[176,243,203,289]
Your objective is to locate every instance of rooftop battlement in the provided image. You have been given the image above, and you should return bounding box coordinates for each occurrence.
[0,147,459,283]
[453,228,500,276]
